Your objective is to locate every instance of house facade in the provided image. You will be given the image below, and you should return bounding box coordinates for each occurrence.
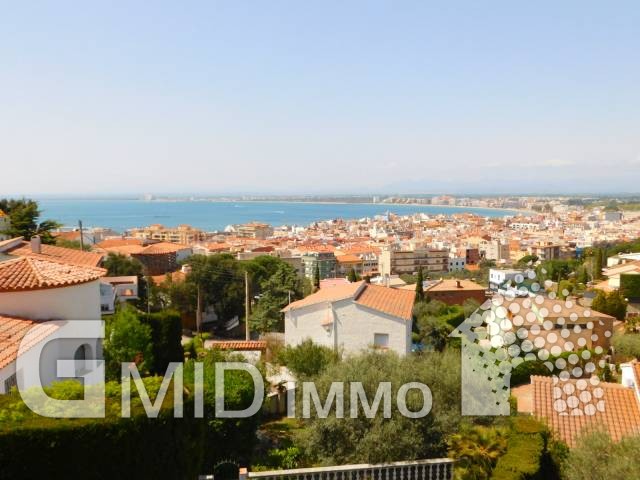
[283,281,415,356]
[0,237,105,394]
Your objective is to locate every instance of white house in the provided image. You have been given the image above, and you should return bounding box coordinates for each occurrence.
[489,268,526,291]
[282,281,415,356]
[100,276,139,314]
[0,237,106,394]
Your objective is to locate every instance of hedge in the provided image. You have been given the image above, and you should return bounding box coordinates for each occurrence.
[0,354,262,479]
[620,273,640,300]
[0,402,205,480]
[491,418,546,480]
[141,309,184,374]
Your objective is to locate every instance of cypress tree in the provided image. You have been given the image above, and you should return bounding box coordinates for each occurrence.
[592,248,603,280]
[347,267,358,283]
[415,267,425,302]
[313,262,321,290]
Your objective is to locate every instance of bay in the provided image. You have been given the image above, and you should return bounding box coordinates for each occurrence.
[38,198,521,232]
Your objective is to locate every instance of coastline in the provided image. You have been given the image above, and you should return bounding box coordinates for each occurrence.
[147,198,529,215]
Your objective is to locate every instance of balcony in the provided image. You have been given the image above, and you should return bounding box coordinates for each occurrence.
[236,458,454,480]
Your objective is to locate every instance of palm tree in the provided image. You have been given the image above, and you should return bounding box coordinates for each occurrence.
[448,425,507,479]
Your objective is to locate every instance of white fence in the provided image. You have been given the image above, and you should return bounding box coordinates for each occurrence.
[238,458,454,480]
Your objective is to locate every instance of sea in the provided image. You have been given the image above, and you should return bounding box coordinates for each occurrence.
[37,198,522,233]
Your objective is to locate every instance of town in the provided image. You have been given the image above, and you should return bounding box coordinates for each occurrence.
[1,195,639,479]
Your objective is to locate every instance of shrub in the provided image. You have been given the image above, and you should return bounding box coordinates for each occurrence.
[104,305,154,380]
[0,352,263,479]
[612,333,640,359]
[510,360,552,386]
[491,418,547,480]
[277,340,339,378]
[141,309,184,374]
[561,431,640,480]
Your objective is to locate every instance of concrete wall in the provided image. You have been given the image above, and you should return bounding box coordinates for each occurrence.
[284,299,411,356]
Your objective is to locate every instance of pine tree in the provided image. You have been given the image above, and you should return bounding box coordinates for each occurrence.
[415,267,425,303]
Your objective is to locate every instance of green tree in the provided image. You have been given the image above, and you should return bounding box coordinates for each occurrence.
[591,290,627,320]
[55,238,93,251]
[562,431,640,480]
[592,248,603,280]
[347,267,359,283]
[417,316,452,351]
[313,263,321,290]
[250,261,302,333]
[612,333,640,359]
[517,254,539,265]
[188,254,244,322]
[448,425,508,480]
[103,305,154,380]
[0,198,60,243]
[415,267,425,303]
[277,339,339,378]
[297,350,461,465]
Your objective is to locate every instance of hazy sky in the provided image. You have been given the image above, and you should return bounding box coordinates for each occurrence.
[1,1,639,195]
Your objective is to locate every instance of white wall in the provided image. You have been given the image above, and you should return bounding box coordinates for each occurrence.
[284,299,411,356]
[0,280,102,393]
[0,280,101,320]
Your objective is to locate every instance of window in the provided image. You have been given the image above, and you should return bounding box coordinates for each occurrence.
[4,374,17,393]
[373,333,389,349]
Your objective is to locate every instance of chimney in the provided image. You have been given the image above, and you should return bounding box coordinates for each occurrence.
[31,235,41,254]
[456,280,462,288]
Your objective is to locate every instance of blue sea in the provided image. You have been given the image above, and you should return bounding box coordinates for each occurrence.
[38,198,521,233]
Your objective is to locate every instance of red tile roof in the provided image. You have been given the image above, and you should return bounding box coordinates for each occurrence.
[0,315,60,369]
[8,241,104,267]
[283,281,415,321]
[209,340,267,351]
[425,279,486,292]
[283,282,364,312]
[532,375,640,447]
[96,238,148,249]
[0,257,106,292]
[355,283,415,320]
[136,242,191,255]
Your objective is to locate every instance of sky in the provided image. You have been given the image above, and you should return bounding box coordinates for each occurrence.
[1,1,639,196]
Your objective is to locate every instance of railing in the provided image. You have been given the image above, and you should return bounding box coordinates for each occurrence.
[238,458,454,480]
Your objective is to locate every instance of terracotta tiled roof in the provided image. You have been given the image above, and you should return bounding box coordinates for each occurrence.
[283,281,415,321]
[425,279,486,292]
[532,375,640,447]
[8,241,104,267]
[136,242,191,255]
[0,257,106,292]
[203,242,231,252]
[505,296,615,320]
[355,283,415,321]
[335,254,362,263]
[102,245,145,255]
[96,238,148,249]
[0,316,60,369]
[150,270,186,285]
[209,340,267,351]
[283,282,364,312]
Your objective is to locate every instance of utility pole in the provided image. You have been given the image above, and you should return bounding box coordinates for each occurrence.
[196,284,202,338]
[78,220,84,250]
[245,271,250,341]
